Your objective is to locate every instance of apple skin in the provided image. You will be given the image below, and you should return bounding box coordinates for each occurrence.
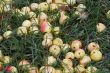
[17,26,28,36]
[61,44,70,53]
[6,66,11,72]
[74,65,85,73]
[96,23,106,32]
[43,33,53,40]
[86,66,97,73]
[3,31,12,39]
[0,62,3,71]
[38,2,49,11]
[53,38,63,47]
[75,49,85,59]
[21,6,31,14]
[47,56,56,65]
[62,58,73,68]
[22,20,32,28]
[49,45,61,56]
[65,52,74,60]
[90,50,102,61]
[55,69,62,73]
[87,42,100,52]
[19,60,31,69]
[29,67,38,73]
[80,55,91,67]
[40,66,55,73]
[71,40,82,51]
[40,21,52,33]
[42,39,52,47]
[30,3,38,11]
[63,66,74,73]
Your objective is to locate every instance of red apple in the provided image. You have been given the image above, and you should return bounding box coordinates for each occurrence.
[6,66,11,72]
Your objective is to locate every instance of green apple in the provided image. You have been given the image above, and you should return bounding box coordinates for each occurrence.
[86,66,97,73]
[75,65,85,73]
[3,31,12,39]
[62,58,73,68]
[53,38,63,47]
[38,2,49,11]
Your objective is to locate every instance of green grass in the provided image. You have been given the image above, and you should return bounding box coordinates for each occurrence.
[0,0,110,73]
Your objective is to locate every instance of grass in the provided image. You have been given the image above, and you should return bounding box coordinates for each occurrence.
[0,0,110,73]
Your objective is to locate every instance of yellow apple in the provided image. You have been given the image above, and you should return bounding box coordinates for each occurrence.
[3,30,12,39]
[30,3,38,11]
[71,40,82,51]
[19,60,31,69]
[87,42,100,52]
[65,52,74,60]
[10,66,18,73]
[62,58,73,67]
[75,65,85,73]
[86,66,97,73]
[54,0,64,4]
[61,44,70,52]
[75,49,85,59]
[80,55,91,66]
[96,23,106,32]
[66,0,76,5]
[50,3,58,11]
[3,56,11,64]
[49,45,61,56]
[38,2,49,11]
[47,56,56,65]
[29,66,38,73]
[40,66,55,73]
[47,0,52,4]
[28,11,36,18]
[43,33,53,40]
[90,50,102,61]
[0,50,4,62]
[29,26,39,34]
[17,26,27,36]
[42,39,52,47]
[53,38,63,47]
[59,11,69,24]
[63,66,74,73]
[21,6,31,14]
[30,18,39,26]
[0,3,3,13]
[53,27,60,34]
[22,20,32,28]
[76,4,86,12]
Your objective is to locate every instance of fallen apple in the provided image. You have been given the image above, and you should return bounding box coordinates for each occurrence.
[42,39,52,47]
[22,20,32,28]
[17,26,28,36]
[65,52,75,60]
[74,65,85,73]
[30,3,38,11]
[75,49,85,59]
[86,66,97,73]
[62,58,73,68]
[47,56,56,65]
[40,66,55,73]
[53,38,63,47]
[43,33,53,40]
[38,2,49,11]
[96,23,106,32]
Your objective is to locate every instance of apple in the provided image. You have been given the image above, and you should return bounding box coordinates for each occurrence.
[22,20,32,28]
[0,35,3,42]
[29,67,38,73]
[74,65,85,73]
[3,4,11,12]
[71,40,82,51]
[38,2,49,11]
[0,3,3,13]
[0,50,4,62]
[53,38,63,47]
[6,66,18,73]
[75,49,85,59]
[106,10,110,19]
[90,50,102,61]
[87,42,100,52]
[65,52,74,60]
[59,11,69,24]
[29,26,39,34]
[53,27,60,34]
[47,0,52,4]
[21,6,31,14]
[3,56,11,64]
[30,18,39,26]
[86,66,97,73]
[3,31,12,39]
[42,39,52,47]
[30,3,38,11]
[79,12,89,20]
[54,0,64,3]
[50,3,58,11]
[76,4,86,12]
[74,11,81,16]
[63,66,74,73]
[28,11,36,18]
[55,69,62,73]
[61,44,70,53]
[17,26,28,36]
[49,45,61,56]
[19,60,31,69]
[76,0,85,3]
[47,56,56,65]
[62,59,73,68]
[0,62,3,71]
[44,33,53,40]
[80,55,91,66]
[96,23,106,32]
[66,0,76,5]
[40,66,55,73]
[40,21,52,33]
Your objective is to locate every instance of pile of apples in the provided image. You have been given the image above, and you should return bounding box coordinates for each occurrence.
[0,50,18,73]
[0,0,107,73]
